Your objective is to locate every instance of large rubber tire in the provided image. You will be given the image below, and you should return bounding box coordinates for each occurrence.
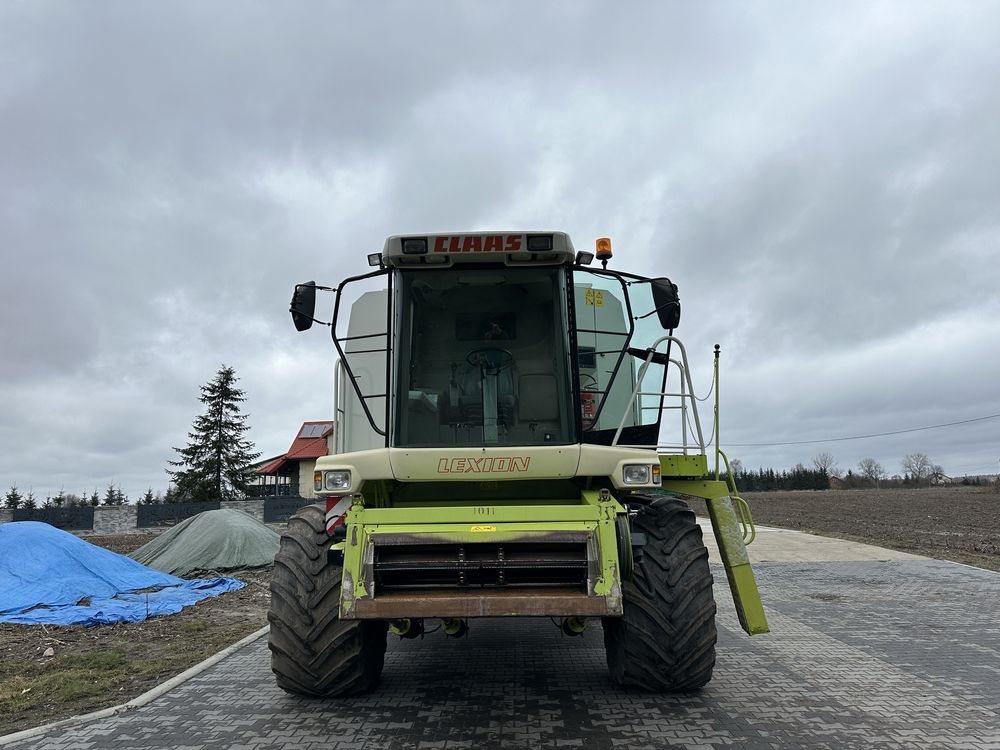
[268,504,388,697]
[603,494,717,691]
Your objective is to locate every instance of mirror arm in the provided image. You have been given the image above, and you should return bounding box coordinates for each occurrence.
[634,300,680,321]
[287,308,333,327]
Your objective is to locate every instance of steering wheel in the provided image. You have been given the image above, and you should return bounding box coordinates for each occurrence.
[466,348,514,371]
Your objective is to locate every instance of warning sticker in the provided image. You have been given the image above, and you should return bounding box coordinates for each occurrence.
[585,289,604,307]
[470,525,497,533]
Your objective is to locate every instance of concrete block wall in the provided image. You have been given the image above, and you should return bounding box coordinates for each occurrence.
[0,509,11,524]
[93,505,138,534]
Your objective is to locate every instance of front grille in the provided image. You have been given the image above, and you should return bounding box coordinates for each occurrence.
[373,542,589,590]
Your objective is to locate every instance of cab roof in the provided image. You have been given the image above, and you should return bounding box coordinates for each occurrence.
[382,231,575,268]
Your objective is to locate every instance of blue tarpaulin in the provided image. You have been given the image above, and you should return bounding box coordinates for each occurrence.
[0,521,244,626]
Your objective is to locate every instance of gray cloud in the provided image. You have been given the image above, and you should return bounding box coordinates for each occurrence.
[2,2,999,499]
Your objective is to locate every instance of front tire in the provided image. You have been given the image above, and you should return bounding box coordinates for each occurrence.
[268,505,388,697]
[603,495,717,691]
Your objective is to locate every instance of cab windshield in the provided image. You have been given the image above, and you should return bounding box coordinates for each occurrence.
[393,267,576,447]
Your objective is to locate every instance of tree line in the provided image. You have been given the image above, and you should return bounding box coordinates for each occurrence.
[3,484,132,510]
[726,464,831,492]
[726,451,987,491]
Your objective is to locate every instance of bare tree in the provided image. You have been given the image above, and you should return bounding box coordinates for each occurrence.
[901,453,933,486]
[858,458,885,487]
[812,452,839,477]
[728,458,744,478]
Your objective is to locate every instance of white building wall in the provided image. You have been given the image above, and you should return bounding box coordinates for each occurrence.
[298,459,317,498]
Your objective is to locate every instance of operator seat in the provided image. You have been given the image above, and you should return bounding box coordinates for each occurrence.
[457,362,516,426]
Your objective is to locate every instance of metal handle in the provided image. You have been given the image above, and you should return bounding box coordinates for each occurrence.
[718,448,756,546]
[732,495,756,546]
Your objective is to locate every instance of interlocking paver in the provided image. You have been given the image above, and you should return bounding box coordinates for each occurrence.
[8,559,1000,749]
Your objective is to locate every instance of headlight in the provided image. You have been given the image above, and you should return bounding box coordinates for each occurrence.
[623,464,660,485]
[323,470,351,490]
[622,465,651,485]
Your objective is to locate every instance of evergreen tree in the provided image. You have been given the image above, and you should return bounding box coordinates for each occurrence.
[104,484,127,506]
[168,365,260,502]
[23,490,37,510]
[140,488,156,505]
[4,485,23,510]
[89,489,101,507]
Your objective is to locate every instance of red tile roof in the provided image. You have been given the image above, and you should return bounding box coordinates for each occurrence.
[257,421,333,475]
[257,456,286,475]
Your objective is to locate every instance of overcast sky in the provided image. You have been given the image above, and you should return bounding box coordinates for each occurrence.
[2,1,998,500]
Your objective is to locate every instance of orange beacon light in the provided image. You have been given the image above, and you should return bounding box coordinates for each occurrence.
[595,237,612,267]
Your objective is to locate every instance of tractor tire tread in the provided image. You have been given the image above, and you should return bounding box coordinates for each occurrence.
[267,504,387,697]
[604,494,717,692]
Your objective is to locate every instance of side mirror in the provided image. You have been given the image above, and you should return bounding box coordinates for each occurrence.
[290,281,317,332]
[651,278,681,330]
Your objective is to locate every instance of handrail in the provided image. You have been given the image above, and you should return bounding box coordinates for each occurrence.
[673,358,687,455]
[333,359,348,455]
[612,335,707,453]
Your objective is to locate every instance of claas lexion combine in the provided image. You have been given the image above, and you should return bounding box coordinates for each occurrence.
[269,231,768,697]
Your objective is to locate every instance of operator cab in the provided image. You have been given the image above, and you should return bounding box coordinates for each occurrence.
[291,231,687,454]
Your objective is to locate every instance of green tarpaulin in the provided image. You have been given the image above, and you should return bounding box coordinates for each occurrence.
[130,508,279,575]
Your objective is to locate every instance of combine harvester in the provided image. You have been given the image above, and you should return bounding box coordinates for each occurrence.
[270,232,768,696]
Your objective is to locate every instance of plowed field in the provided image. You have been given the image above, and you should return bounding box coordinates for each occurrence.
[741,485,1000,571]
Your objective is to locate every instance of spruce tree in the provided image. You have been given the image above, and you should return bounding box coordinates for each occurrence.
[4,485,23,510]
[102,483,126,506]
[168,365,260,502]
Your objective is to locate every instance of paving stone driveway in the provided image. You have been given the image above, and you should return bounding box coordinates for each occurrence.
[13,559,1000,750]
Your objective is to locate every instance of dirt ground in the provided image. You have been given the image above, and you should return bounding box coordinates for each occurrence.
[738,485,1000,572]
[0,532,271,737]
